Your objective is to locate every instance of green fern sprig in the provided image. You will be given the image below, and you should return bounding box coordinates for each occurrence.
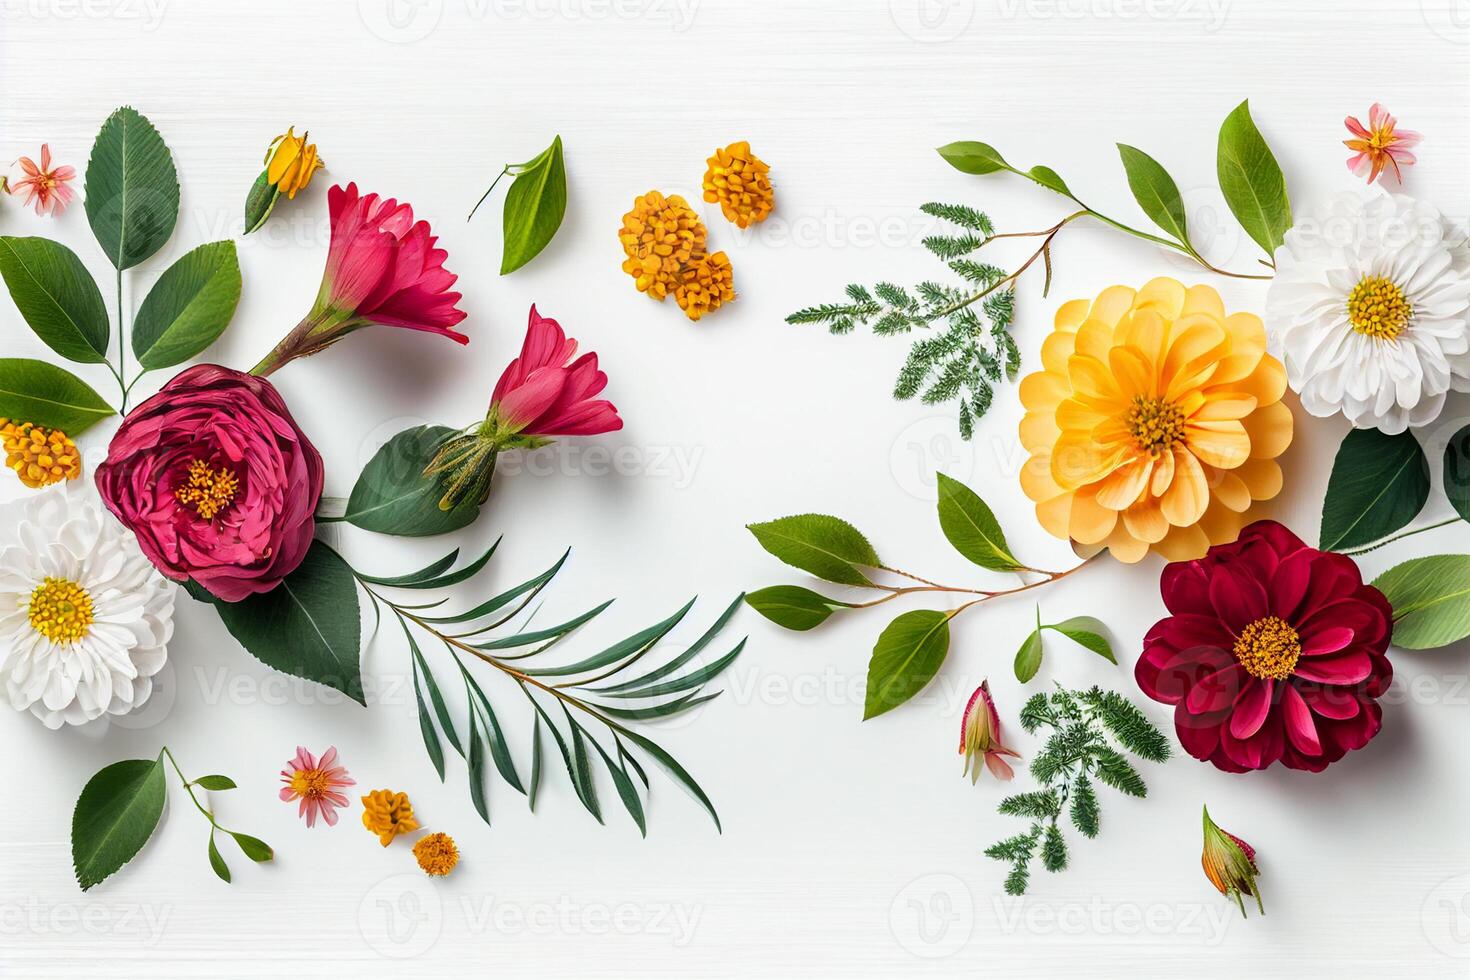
[985,685,1171,895]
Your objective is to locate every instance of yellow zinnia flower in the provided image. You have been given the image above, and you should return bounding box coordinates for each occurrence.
[1,419,81,489]
[264,127,323,199]
[361,789,418,846]
[1018,278,1293,563]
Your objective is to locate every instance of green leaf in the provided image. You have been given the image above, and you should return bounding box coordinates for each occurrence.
[131,241,241,369]
[1024,165,1071,196]
[212,541,364,704]
[85,106,180,270]
[935,472,1022,571]
[592,593,745,693]
[1046,616,1116,665]
[344,425,481,536]
[207,835,231,883]
[71,757,167,891]
[520,598,694,678]
[1069,773,1099,838]
[1092,747,1147,798]
[1216,99,1292,259]
[598,639,745,700]
[1041,824,1068,872]
[747,514,881,586]
[1014,629,1044,683]
[0,358,115,433]
[412,659,447,781]
[243,169,281,235]
[0,236,109,363]
[466,709,491,824]
[863,609,951,719]
[1116,144,1190,246]
[1320,428,1429,551]
[358,547,462,589]
[528,716,543,812]
[191,775,236,791]
[230,832,273,863]
[744,585,851,631]
[589,737,646,837]
[1373,555,1470,649]
[936,141,1009,175]
[617,728,722,832]
[501,135,567,275]
[1443,425,1470,523]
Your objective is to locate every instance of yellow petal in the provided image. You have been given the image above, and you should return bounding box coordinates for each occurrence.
[1019,411,1061,453]
[1118,309,1168,364]
[1020,452,1063,502]
[1040,330,1077,374]
[1103,523,1151,563]
[1067,355,1123,404]
[1191,392,1258,422]
[1054,298,1091,333]
[1109,345,1156,399]
[1226,353,1287,406]
[1089,286,1138,328]
[1160,448,1208,526]
[1093,457,1152,510]
[1235,457,1284,500]
[1036,492,1074,539]
[1213,470,1253,512]
[1200,497,1247,547]
[1074,316,1117,363]
[1149,446,1176,495]
[1162,318,1228,384]
[1179,283,1226,320]
[1124,500,1170,543]
[1242,399,1294,459]
[1185,420,1251,469]
[1052,434,1125,490]
[1019,370,1070,412]
[1055,397,1111,434]
[1221,312,1266,357]
[1156,523,1211,562]
[1133,278,1187,320]
[1069,491,1118,544]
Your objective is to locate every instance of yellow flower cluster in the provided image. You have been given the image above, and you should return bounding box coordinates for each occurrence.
[412,832,460,877]
[1,419,80,488]
[703,141,773,229]
[619,190,735,321]
[361,789,418,846]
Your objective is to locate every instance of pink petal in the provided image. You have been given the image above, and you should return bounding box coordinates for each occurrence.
[1281,684,1322,755]
[1229,678,1273,740]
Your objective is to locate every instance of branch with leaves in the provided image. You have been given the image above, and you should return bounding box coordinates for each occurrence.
[745,473,1110,718]
[986,686,1170,895]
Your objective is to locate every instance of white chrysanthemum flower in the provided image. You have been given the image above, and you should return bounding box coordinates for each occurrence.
[1266,192,1470,433]
[0,484,175,729]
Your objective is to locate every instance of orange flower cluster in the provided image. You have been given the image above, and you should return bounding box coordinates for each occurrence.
[702,141,773,228]
[1,419,80,488]
[619,190,735,321]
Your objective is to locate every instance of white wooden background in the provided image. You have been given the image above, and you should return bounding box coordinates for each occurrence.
[3,2,1470,977]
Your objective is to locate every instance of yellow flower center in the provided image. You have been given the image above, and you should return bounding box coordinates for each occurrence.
[175,459,239,520]
[1125,396,1186,457]
[27,577,94,645]
[1232,615,1301,681]
[1347,275,1412,340]
[289,768,331,799]
[412,831,460,877]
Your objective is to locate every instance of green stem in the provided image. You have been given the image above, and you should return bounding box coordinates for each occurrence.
[160,746,221,830]
[114,268,131,411]
[1339,517,1463,556]
[467,166,510,222]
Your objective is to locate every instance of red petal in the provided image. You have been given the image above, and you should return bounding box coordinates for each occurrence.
[1293,651,1371,685]
[1281,684,1323,755]
[1297,682,1361,721]
[1186,663,1246,715]
[1228,678,1274,740]
[1269,549,1314,620]
[1300,626,1355,657]
[1209,567,1268,630]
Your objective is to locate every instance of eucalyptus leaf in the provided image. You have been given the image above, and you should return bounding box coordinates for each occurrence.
[935,472,1023,571]
[1373,555,1470,649]
[344,425,481,536]
[0,358,115,433]
[0,236,109,363]
[1444,424,1470,523]
[1320,428,1429,551]
[1216,100,1292,259]
[501,135,567,275]
[747,514,881,586]
[71,757,167,891]
[744,585,851,631]
[1115,144,1190,246]
[85,106,180,270]
[131,240,241,369]
[864,609,951,720]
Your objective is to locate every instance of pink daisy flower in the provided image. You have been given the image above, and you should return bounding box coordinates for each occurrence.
[10,144,76,216]
[1343,103,1421,185]
[279,745,355,827]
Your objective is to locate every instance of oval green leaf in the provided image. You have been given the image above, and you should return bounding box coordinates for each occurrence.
[85,106,180,270]
[1046,615,1116,664]
[208,835,232,883]
[230,832,274,863]
[0,236,109,363]
[1373,554,1470,649]
[1014,629,1044,683]
[745,585,851,631]
[501,135,566,275]
[747,514,881,586]
[1216,99,1292,259]
[0,358,115,433]
[132,241,242,369]
[243,169,280,235]
[1319,427,1429,551]
[937,141,1009,175]
[1444,424,1470,523]
[192,774,237,791]
[71,757,167,891]
[1025,165,1071,196]
[936,472,1022,571]
[864,609,951,720]
[344,425,482,536]
[1116,144,1189,246]
[213,541,364,704]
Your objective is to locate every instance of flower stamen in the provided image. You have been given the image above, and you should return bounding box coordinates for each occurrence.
[1125,396,1186,457]
[1232,615,1301,680]
[175,459,239,520]
[1347,275,1412,340]
[27,577,94,645]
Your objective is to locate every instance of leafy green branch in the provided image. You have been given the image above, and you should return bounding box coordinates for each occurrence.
[986,686,1170,895]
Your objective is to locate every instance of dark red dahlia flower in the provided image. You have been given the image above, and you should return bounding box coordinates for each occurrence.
[1136,520,1392,773]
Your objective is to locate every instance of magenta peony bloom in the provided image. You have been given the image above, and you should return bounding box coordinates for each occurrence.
[1136,520,1393,773]
[95,364,324,601]
[251,182,467,376]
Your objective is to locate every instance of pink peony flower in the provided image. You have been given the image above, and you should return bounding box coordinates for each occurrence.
[251,182,467,376]
[279,746,355,828]
[94,364,324,601]
[959,680,1020,782]
[491,305,622,438]
[9,144,76,216]
[1344,103,1421,185]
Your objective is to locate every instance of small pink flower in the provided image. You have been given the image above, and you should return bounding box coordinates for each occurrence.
[279,746,355,828]
[491,305,622,438]
[1344,103,1421,184]
[9,144,76,216]
[960,680,1021,782]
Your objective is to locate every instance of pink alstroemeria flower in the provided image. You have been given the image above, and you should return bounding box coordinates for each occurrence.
[9,144,76,216]
[252,182,466,376]
[279,745,355,828]
[960,680,1021,783]
[1344,103,1421,185]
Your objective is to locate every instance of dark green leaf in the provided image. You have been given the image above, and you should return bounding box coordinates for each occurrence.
[593,593,745,693]
[230,832,273,863]
[344,425,481,536]
[0,358,115,433]
[1041,824,1068,872]
[565,716,603,823]
[131,240,241,369]
[747,514,881,586]
[411,659,447,781]
[744,585,850,631]
[501,135,567,275]
[863,609,951,719]
[596,690,720,721]
[1443,425,1470,523]
[597,638,746,700]
[71,757,167,891]
[519,598,694,678]
[936,141,1009,175]
[419,549,566,622]
[1069,773,1099,838]
[1092,747,1147,798]
[85,106,179,270]
[405,628,461,757]
[1216,99,1292,259]
[393,540,499,591]
[524,697,600,821]
[1373,555,1470,649]
[1320,427,1429,551]
[243,169,280,235]
[461,668,523,792]
[213,541,364,704]
[0,236,109,362]
[1046,616,1116,664]
[1116,144,1190,245]
[357,548,461,588]
[528,716,543,812]
[589,738,646,837]
[1014,629,1044,683]
[935,472,1022,571]
[473,600,613,650]
[466,709,491,824]
[191,775,236,791]
[617,728,722,832]
[208,835,231,883]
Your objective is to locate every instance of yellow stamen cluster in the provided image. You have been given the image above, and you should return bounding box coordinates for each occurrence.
[265,126,324,199]
[289,767,332,800]
[619,190,737,321]
[27,577,94,645]
[175,459,239,520]
[702,140,773,229]
[1124,396,1186,457]
[361,789,419,847]
[1233,616,1302,681]
[412,832,460,877]
[676,251,735,321]
[1347,275,1412,340]
[1,419,80,488]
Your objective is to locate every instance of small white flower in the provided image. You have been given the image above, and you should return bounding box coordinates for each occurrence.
[0,484,175,729]
[1266,192,1470,433]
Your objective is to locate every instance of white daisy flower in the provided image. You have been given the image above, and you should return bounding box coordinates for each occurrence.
[0,484,175,729]
[1266,192,1470,433]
